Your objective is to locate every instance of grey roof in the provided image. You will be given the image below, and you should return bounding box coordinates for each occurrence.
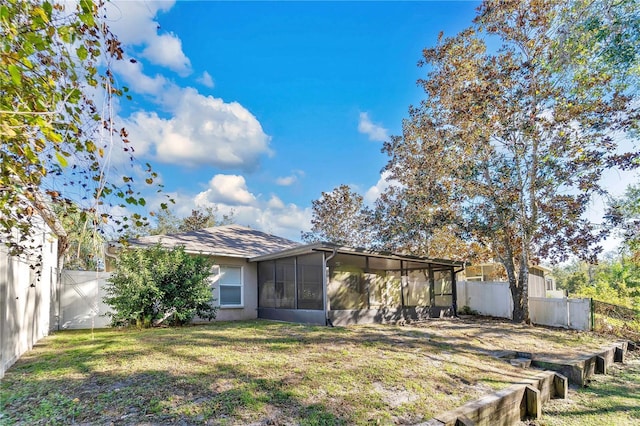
[128,225,301,258]
[250,242,466,268]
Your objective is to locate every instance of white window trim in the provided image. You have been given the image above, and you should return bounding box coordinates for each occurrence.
[214,265,244,309]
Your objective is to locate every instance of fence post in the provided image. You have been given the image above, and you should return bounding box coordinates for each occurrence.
[590,298,594,331]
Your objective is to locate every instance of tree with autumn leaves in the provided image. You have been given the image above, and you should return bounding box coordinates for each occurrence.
[381,0,639,322]
[1,0,162,268]
[308,0,638,322]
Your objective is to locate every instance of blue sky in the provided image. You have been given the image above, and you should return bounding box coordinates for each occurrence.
[102,1,635,246]
[101,0,481,240]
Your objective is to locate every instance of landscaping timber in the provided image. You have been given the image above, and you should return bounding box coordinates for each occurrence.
[423,370,568,426]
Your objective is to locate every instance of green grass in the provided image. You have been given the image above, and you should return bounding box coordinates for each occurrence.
[0,319,630,425]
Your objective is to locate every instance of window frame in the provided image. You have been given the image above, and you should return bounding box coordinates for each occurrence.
[213,265,244,308]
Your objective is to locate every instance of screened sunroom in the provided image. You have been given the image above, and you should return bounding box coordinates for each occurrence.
[251,244,464,326]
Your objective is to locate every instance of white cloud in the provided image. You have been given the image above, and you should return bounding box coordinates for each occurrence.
[195,174,257,206]
[107,1,271,171]
[276,170,304,186]
[189,174,311,241]
[267,195,285,209]
[197,71,215,88]
[106,1,192,76]
[112,59,168,95]
[358,112,388,142]
[364,171,398,205]
[141,33,191,76]
[124,86,271,169]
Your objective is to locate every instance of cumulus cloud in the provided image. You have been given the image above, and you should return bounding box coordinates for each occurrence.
[195,174,257,206]
[124,86,271,169]
[197,71,215,88]
[192,174,311,240]
[267,195,285,209]
[275,170,305,186]
[364,171,398,204]
[358,112,388,142]
[106,1,192,76]
[107,1,271,171]
[112,59,168,96]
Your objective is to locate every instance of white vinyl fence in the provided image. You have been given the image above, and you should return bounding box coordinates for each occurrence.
[529,297,592,331]
[457,281,513,319]
[1,227,58,378]
[60,271,112,329]
[457,281,592,330]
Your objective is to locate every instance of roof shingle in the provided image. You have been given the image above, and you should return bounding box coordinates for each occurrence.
[128,225,301,258]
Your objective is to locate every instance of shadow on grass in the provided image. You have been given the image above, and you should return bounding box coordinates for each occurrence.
[2,318,616,425]
[2,365,348,425]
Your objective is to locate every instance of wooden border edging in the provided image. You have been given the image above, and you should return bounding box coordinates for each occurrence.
[419,370,567,426]
[420,340,634,426]
[530,341,629,386]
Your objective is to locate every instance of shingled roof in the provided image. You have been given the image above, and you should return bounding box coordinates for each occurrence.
[128,225,301,258]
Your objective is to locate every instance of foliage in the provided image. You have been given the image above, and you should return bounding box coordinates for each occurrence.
[54,202,105,270]
[379,0,639,322]
[371,185,492,261]
[302,184,374,247]
[553,0,640,93]
[129,206,236,237]
[608,182,640,262]
[104,244,217,327]
[554,254,640,310]
[0,0,161,263]
[458,305,479,315]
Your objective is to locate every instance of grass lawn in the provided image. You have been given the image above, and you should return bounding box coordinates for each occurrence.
[0,318,631,425]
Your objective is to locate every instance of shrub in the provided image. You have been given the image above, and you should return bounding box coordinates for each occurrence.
[104,244,217,327]
[458,305,479,316]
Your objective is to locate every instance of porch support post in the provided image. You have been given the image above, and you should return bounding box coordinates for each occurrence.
[294,256,298,310]
[451,267,458,316]
[400,260,405,310]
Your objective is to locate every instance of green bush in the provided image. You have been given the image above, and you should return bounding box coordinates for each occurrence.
[104,244,217,327]
[458,305,479,315]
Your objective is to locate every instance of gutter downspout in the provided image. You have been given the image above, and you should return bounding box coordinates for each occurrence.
[324,247,337,327]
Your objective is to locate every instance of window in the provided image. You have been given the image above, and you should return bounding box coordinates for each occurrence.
[297,253,323,310]
[213,266,243,307]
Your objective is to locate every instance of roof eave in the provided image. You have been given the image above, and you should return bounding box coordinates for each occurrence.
[250,242,465,267]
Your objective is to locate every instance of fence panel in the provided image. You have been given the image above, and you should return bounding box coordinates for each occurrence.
[60,271,112,329]
[568,298,592,331]
[1,228,57,378]
[456,281,513,319]
[529,297,569,328]
[529,297,592,330]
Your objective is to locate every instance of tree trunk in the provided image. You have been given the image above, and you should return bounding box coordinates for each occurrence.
[504,257,530,323]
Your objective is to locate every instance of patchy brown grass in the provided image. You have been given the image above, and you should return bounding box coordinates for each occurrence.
[0,318,623,425]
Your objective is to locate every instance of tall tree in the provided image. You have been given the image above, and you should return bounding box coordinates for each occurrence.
[302,184,374,248]
[554,0,639,91]
[1,0,160,266]
[608,182,640,262]
[127,206,236,237]
[381,0,639,322]
[178,206,235,232]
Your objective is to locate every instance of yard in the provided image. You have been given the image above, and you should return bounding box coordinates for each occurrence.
[1,318,637,425]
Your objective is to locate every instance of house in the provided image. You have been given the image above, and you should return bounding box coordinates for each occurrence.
[462,263,558,297]
[125,225,465,326]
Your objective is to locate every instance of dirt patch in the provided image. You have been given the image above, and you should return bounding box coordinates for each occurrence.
[408,317,610,359]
